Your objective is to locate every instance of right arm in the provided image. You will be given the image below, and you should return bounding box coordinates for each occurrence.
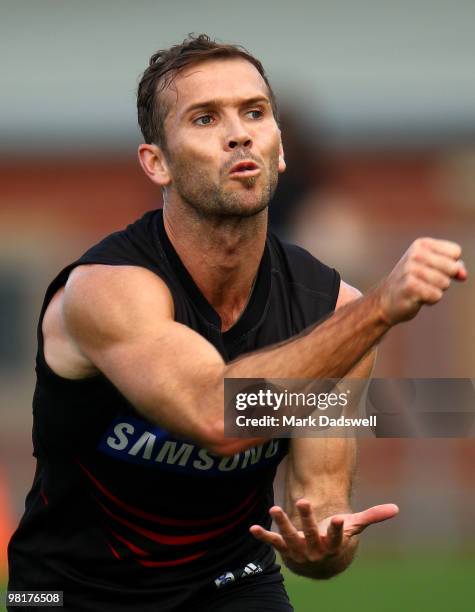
[61,238,466,455]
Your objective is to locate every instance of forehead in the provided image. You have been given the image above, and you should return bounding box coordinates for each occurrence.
[163,57,270,118]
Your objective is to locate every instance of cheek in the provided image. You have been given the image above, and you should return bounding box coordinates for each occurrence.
[261,128,281,157]
[174,137,218,168]
[264,137,282,170]
[169,140,214,173]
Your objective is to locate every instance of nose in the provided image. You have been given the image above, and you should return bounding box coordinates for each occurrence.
[225,119,252,151]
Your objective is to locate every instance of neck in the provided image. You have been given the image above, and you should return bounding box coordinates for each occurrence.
[163,199,267,331]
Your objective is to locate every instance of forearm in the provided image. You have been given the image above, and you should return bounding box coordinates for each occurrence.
[223,288,388,380]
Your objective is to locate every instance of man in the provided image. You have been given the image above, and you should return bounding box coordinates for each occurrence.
[8,34,466,611]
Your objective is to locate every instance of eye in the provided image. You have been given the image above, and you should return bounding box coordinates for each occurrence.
[246,109,264,120]
[194,114,214,126]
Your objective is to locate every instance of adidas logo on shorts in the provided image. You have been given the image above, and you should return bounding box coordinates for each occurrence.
[240,562,263,578]
[214,561,263,588]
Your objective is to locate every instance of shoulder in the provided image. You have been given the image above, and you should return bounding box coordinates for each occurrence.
[79,209,161,268]
[63,264,175,333]
[273,238,335,275]
[268,235,364,312]
[268,235,339,284]
[54,208,174,342]
[268,234,341,303]
[42,264,175,380]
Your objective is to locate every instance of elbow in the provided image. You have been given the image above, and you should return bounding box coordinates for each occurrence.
[194,389,266,456]
[201,420,254,457]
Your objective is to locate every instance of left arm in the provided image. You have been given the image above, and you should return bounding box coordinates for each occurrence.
[250,281,399,579]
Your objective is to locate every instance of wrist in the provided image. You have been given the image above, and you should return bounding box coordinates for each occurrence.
[367,284,393,330]
[283,537,359,580]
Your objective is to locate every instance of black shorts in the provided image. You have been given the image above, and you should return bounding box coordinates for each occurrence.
[8,561,294,612]
[189,566,294,612]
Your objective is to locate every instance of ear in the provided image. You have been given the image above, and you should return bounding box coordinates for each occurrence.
[137,143,171,187]
[277,133,286,174]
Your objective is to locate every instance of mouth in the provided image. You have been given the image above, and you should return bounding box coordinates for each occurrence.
[229,160,261,178]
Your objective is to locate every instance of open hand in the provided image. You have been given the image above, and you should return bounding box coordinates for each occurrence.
[250,499,399,564]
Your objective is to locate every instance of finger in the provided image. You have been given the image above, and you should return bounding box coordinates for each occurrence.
[249,525,288,555]
[405,278,443,305]
[412,264,452,292]
[295,499,322,552]
[412,250,462,278]
[269,506,303,553]
[348,504,399,535]
[326,515,345,552]
[423,238,461,260]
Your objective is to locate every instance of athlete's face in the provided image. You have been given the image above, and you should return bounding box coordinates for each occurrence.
[159,58,286,218]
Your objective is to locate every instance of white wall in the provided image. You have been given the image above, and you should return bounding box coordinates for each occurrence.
[1,0,475,151]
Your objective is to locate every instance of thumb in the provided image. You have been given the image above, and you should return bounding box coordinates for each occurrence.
[350,503,399,532]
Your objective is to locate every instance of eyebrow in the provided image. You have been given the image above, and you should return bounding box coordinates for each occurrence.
[182,95,271,117]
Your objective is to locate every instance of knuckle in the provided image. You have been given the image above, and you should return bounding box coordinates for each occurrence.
[414,237,430,250]
[415,251,428,265]
[404,277,418,294]
[409,245,425,263]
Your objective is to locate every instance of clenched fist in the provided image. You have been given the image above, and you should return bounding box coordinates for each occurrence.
[377,237,467,326]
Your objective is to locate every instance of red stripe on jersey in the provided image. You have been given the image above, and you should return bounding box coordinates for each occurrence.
[137,552,205,567]
[95,495,258,545]
[76,460,257,526]
[109,528,207,567]
[109,529,148,556]
[106,541,121,560]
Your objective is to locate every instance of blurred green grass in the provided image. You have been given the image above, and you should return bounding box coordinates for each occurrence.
[283,551,475,612]
[1,552,474,611]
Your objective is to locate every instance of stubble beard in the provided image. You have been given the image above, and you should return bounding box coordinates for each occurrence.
[170,151,280,220]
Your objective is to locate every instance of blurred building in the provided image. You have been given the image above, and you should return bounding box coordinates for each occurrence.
[1,0,475,579]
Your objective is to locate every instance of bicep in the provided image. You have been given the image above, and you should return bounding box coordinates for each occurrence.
[63,265,225,444]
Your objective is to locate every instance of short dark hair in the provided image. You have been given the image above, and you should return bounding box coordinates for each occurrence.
[137,33,278,148]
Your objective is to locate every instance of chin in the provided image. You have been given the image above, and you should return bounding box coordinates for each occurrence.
[220,183,271,216]
[223,196,269,218]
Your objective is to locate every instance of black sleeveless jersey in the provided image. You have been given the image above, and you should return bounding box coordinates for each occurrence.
[8,209,340,611]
